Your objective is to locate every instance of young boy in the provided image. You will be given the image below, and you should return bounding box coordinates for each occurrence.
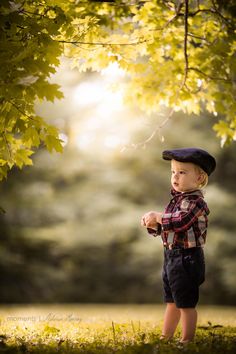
[141,148,216,344]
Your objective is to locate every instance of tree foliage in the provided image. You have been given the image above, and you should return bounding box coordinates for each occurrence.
[0,0,236,180]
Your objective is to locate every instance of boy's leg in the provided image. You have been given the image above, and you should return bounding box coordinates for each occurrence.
[161,302,181,339]
[179,307,197,343]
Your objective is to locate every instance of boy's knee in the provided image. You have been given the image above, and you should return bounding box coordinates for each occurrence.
[179,307,197,314]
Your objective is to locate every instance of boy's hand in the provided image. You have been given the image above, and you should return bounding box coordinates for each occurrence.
[141,211,163,229]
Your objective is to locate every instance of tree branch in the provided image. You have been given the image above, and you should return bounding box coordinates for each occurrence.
[2,131,12,161]
[57,38,149,46]
[121,107,175,151]
[73,1,152,7]
[188,32,212,45]
[181,0,189,89]
[211,0,235,29]
[187,4,234,30]
[188,67,232,82]
[8,100,35,121]
[21,9,47,18]
[124,0,190,150]
[188,8,215,16]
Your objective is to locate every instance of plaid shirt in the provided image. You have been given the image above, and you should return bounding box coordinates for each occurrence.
[147,189,210,249]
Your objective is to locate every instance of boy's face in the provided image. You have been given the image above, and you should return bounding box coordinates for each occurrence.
[171,160,204,193]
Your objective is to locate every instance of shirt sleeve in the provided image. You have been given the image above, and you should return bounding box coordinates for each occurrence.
[162,197,209,233]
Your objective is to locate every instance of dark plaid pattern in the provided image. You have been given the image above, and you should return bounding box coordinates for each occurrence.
[148,189,209,249]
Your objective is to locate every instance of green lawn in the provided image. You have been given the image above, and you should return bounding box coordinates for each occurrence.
[0,304,235,353]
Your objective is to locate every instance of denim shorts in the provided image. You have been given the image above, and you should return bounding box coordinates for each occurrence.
[162,247,205,308]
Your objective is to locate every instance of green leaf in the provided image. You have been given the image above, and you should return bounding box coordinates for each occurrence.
[44,135,63,153]
[14,149,34,169]
[23,127,41,147]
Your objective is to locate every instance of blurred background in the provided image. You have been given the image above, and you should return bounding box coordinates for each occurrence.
[0,58,235,305]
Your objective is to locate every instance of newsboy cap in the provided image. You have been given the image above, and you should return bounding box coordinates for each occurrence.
[162,148,216,175]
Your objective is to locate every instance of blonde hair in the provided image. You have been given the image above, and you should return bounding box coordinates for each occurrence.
[194,165,208,189]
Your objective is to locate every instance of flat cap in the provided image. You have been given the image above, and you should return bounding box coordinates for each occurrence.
[162,148,216,175]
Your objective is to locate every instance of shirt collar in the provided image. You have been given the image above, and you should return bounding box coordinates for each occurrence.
[171,188,203,198]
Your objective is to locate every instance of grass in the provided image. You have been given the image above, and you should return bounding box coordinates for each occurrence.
[0,304,235,353]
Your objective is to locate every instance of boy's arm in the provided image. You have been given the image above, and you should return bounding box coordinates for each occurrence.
[141,211,163,236]
[162,198,209,233]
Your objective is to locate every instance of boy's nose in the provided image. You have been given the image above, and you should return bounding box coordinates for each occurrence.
[173,173,179,180]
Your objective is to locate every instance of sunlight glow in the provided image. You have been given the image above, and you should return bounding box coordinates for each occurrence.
[103,134,123,149]
[72,63,128,153]
[73,81,107,106]
[101,61,126,79]
[59,133,68,147]
[77,133,93,149]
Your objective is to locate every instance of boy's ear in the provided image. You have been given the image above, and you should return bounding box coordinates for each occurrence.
[197,172,205,183]
[198,172,205,184]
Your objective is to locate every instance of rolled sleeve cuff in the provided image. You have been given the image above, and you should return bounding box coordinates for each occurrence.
[162,213,173,231]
